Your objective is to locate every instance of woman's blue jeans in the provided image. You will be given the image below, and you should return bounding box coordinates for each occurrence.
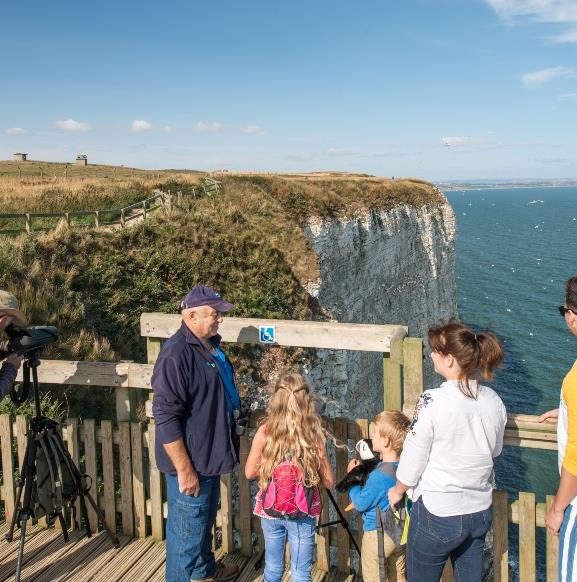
[406,497,493,582]
[261,516,317,582]
[165,473,220,582]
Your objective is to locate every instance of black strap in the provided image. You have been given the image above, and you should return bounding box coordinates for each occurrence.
[376,505,386,581]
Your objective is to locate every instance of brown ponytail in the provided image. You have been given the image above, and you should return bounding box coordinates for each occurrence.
[428,320,504,398]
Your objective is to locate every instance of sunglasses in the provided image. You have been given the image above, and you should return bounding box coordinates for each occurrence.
[559,306,576,317]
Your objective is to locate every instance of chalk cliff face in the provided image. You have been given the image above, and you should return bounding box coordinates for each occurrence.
[303,199,457,419]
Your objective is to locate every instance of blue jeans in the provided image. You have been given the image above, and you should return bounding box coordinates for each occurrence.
[407,497,492,582]
[261,516,316,582]
[165,473,220,582]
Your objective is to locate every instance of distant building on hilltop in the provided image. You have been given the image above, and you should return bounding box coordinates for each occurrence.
[75,154,88,166]
[13,153,28,161]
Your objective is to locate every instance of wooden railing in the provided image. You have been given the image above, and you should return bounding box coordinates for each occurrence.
[0,177,221,235]
[0,314,562,581]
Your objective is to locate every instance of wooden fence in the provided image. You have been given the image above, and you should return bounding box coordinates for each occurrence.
[0,314,563,581]
[0,177,221,235]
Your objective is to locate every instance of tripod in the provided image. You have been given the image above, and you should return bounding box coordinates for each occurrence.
[254,488,360,571]
[6,350,119,582]
[317,489,361,555]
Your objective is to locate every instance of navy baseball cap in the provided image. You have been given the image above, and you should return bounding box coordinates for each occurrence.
[180,286,234,312]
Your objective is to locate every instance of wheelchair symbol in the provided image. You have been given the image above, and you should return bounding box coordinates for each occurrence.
[259,326,276,344]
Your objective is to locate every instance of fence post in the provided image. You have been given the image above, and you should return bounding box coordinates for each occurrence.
[120,208,126,228]
[64,212,70,227]
[0,414,15,522]
[25,213,31,233]
[147,336,164,540]
[95,210,100,228]
[402,337,423,415]
[383,329,404,410]
[142,201,147,220]
[519,492,536,582]
[493,490,509,582]
[238,431,252,556]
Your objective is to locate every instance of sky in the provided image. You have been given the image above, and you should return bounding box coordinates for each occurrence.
[1,0,577,181]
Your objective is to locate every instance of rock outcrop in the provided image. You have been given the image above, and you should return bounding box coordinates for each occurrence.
[304,199,457,418]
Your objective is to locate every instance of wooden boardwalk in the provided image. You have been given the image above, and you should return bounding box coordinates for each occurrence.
[0,523,354,582]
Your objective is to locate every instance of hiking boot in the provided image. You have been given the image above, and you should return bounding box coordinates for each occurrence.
[192,562,239,582]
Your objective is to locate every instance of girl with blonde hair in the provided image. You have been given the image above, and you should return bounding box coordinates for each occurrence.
[245,372,334,582]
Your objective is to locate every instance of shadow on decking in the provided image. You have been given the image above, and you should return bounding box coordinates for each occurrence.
[0,522,356,582]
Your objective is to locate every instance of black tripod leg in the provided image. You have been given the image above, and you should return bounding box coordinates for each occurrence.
[14,513,28,582]
[326,489,361,556]
[82,490,119,548]
[7,427,32,542]
[56,511,69,542]
[79,495,91,538]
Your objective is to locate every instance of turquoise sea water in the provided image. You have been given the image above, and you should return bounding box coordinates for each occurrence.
[444,186,577,577]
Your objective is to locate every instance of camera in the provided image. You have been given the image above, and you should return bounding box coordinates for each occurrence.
[5,324,59,357]
[233,401,252,436]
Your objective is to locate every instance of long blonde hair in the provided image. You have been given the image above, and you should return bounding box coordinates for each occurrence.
[258,372,326,490]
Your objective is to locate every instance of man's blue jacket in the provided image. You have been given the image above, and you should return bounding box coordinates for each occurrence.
[151,323,238,476]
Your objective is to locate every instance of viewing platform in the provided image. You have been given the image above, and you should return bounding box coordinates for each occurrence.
[0,314,559,581]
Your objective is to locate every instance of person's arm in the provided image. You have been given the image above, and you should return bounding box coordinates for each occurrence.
[0,354,23,401]
[538,408,560,423]
[492,400,508,458]
[318,446,335,489]
[152,353,199,495]
[245,425,267,479]
[349,470,391,512]
[547,386,577,534]
[389,391,435,506]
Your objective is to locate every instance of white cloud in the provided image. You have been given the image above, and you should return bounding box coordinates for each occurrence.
[195,121,223,132]
[164,126,173,134]
[559,92,577,100]
[242,125,268,136]
[441,136,492,147]
[522,66,576,88]
[56,119,91,131]
[5,127,29,135]
[485,0,577,43]
[132,119,153,132]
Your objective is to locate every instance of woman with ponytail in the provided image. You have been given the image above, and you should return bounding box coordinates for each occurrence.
[245,373,334,582]
[388,321,507,582]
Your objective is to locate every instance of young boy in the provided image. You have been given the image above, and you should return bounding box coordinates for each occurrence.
[347,410,410,582]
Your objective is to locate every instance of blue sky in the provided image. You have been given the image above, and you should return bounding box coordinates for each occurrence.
[1,0,576,180]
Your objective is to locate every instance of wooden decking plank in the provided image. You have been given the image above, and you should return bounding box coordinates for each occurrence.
[0,528,63,581]
[235,552,265,582]
[31,531,111,582]
[90,537,156,582]
[0,524,44,559]
[117,541,166,581]
[325,567,356,582]
[66,534,132,582]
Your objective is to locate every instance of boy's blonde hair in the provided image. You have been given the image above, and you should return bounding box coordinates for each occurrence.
[372,410,411,455]
[258,372,326,490]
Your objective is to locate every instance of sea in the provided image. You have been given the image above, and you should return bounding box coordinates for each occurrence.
[443,186,577,579]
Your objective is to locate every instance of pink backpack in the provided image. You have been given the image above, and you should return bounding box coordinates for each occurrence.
[262,460,320,520]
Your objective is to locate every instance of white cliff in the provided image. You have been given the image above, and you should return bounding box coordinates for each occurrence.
[303,199,457,418]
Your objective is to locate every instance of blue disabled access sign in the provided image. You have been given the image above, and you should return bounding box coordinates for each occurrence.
[259,325,276,344]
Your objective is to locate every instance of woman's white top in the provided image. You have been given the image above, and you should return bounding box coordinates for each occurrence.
[397,379,507,517]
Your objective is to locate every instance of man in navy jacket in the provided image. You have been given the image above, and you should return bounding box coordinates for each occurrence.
[152,286,240,582]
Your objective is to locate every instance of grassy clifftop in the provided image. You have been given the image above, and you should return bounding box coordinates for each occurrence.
[0,167,445,414]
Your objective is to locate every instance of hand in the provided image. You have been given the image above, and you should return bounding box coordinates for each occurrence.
[347,459,360,473]
[546,503,564,535]
[178,466,200,496]
[538,408,559,423]
[388,485,404,510]
[5,353,23,370]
